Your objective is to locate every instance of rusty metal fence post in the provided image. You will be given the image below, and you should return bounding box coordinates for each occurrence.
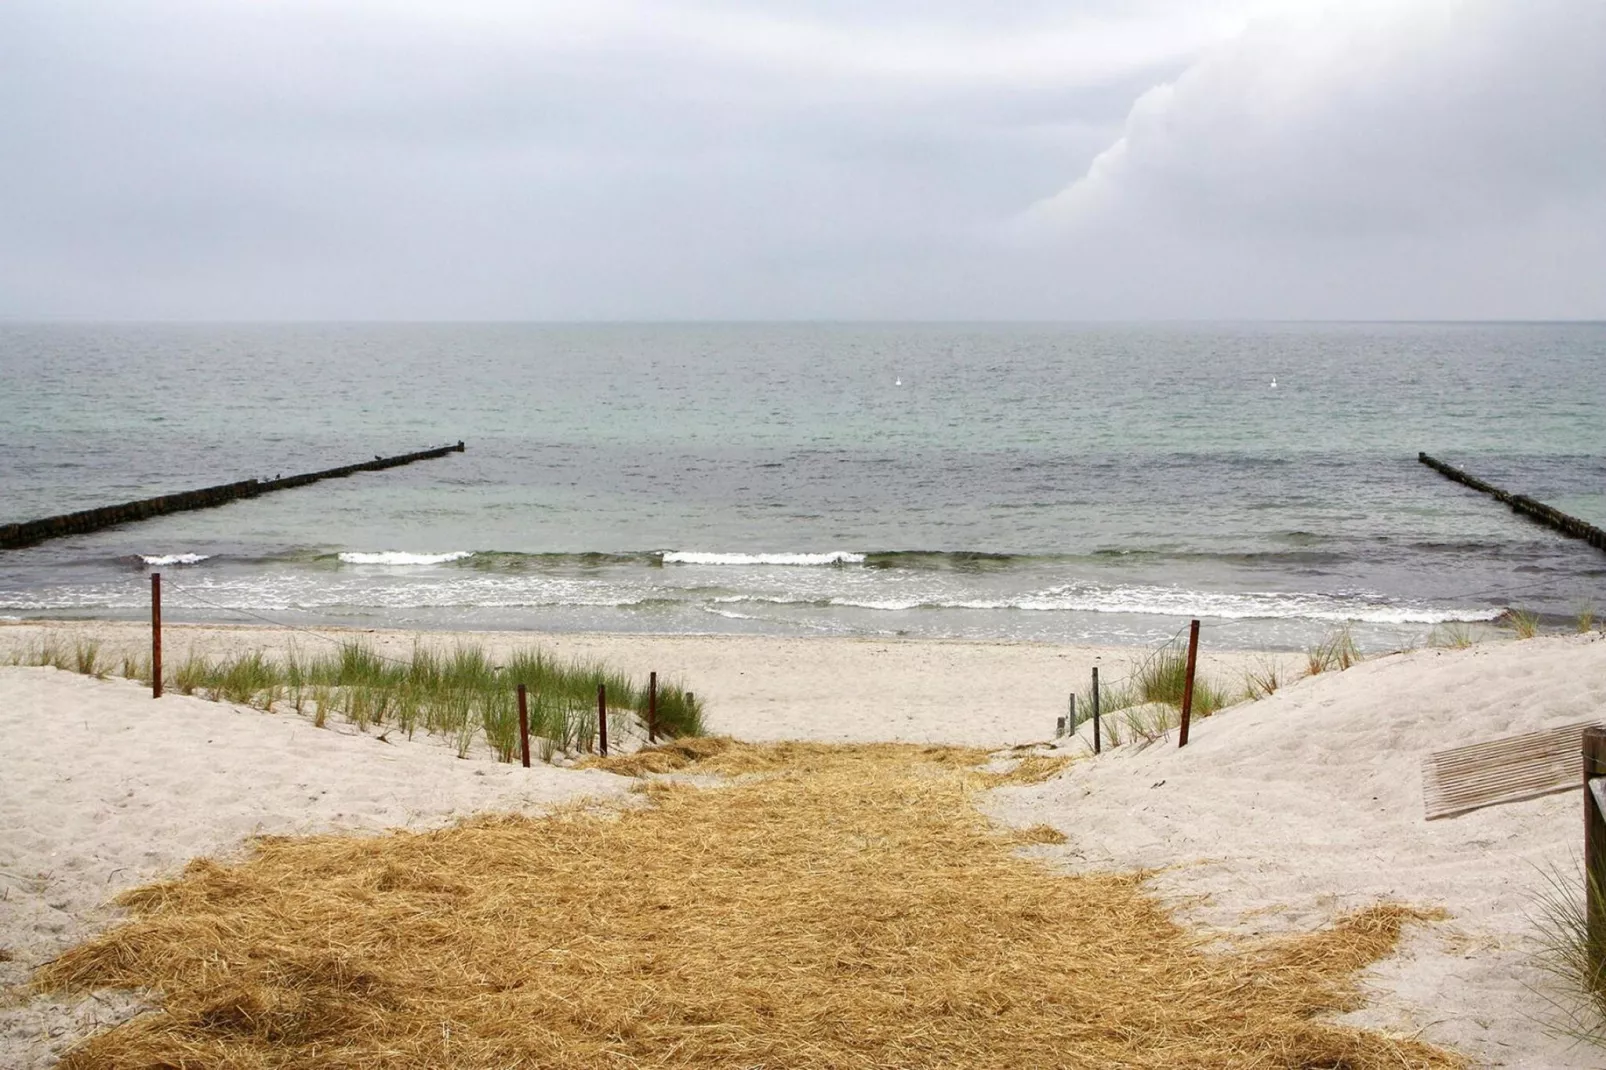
[1584,728,1606,972]
[150,572,163,699]
[1091,667,1101,755]
[517,684,531,768]
[648,671,658,743]
[1178,619,1201,748]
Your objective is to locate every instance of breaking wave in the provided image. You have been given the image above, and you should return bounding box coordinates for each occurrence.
[712,584,1502,625]
[337,551,475,566]
[140,553,211,566]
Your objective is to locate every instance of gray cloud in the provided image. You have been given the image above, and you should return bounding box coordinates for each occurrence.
[0,0,1599,319]
[1014,0,1606,318]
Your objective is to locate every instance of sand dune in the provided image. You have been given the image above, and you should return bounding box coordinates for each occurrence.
[2,622,1602,1066]
[996,633,1606,1067]
[0,664,629,1067]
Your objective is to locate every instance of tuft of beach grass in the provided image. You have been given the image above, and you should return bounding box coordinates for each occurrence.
[1529,860,1606,1047]
[1306,624,1362,675]
[1507,608,1543,640]
[1242,656,1283,701]
[15,637,701,765]
[1066,633,1242,752]
[1429,622,1477,650]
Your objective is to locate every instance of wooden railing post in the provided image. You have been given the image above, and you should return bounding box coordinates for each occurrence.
[598,684,608,757]
[1584,728,1606,969]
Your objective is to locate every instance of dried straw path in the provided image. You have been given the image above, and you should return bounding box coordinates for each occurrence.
[37,741,1457,1069]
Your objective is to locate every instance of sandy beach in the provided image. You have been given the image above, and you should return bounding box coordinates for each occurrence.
[6,0,1602,1062]
[0,620,1294,746]
[2,619,1602,1066]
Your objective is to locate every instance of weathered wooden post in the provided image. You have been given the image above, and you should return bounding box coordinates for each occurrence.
[598,683,608,757]
[1178,619,1201,748]
[1067,693,1077,736]
[1584,728,1606,971]
[517,684,531,768]
[648,671,658,743]
[150,572,163,699]
[1091,667,1101,755]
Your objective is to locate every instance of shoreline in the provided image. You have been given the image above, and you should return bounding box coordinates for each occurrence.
[0,618,1296,746]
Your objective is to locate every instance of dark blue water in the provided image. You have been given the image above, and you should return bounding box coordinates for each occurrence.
[2,322,1604,649]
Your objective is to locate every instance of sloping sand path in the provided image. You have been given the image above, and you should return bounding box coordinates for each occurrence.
[33,740,1455,1069]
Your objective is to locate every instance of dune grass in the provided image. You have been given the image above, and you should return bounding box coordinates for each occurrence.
[1530,861,1606,1046]
[71,638,102,677]
[12,637,701,763]
[1243,655,1284,701]
[34,741,1456,1069]
[1508,608,1543,640]
[1072,635,1238,749]
[1429,622,1477,650]
[1305,624,1362,675]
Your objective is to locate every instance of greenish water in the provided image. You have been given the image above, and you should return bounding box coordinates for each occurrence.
[2,322,1603,649]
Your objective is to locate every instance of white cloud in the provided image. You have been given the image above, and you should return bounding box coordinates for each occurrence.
[1030,0,1606,239]
[1,0,1600,318]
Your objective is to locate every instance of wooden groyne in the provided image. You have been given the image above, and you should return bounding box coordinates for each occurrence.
[0,442,466,550]
[1418,452,1606,552]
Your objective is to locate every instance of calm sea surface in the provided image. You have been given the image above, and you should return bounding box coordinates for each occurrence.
[2,322,1604,650]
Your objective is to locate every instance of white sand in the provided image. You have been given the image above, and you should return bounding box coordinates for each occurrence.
[0,663,629,1068]
[993,633,1606,1068]
[0,620,1287,747]
[2,620,1601,1066]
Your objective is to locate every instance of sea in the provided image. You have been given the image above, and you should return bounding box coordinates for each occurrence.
[2,322,1604,652]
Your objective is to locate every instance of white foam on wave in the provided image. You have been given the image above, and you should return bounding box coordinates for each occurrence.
[701,606,761,620]
[711,585,1502,625]
[141,553,210,566]
[338,551,474,566]
[663,550,865,567]
[1012,584,1506,625]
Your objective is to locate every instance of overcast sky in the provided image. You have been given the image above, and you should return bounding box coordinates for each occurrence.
[0,0,1600,320]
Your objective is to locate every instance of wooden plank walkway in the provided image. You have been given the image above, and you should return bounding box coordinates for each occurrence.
[1422,721,1601,820]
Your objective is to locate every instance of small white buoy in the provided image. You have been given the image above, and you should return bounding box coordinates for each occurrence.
[1270,377,1278,389]
[895,377,903,387]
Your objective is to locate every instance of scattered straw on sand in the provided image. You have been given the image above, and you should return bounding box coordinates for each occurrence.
[37,741,1457,1069]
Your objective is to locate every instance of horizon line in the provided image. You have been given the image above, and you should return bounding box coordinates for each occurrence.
[2,317,1603,327]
